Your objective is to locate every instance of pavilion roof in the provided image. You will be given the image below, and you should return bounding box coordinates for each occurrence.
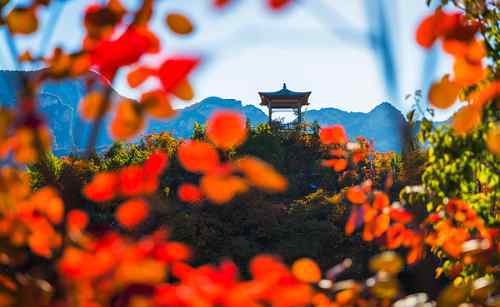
[259,83,311,98]
[259,83,311,107]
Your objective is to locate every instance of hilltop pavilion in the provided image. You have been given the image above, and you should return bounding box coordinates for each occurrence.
[259,83,311,126]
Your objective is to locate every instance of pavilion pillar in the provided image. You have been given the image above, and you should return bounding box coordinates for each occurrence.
[268,100,272,126]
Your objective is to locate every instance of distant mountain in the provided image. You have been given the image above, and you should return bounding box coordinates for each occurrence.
[0,69,122,154]
[0,69,445,155]
[303,102,407,152]
[147,96,268,139]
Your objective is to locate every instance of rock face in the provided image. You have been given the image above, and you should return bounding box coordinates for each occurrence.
[1,69,435,155]
[0,69,121,155]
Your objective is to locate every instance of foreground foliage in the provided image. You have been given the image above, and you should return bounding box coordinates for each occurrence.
[0,0,498,306]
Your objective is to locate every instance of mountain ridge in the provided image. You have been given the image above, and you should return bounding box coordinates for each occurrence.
[0,69,436,154]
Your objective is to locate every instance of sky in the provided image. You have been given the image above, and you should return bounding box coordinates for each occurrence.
[0,0,458,120]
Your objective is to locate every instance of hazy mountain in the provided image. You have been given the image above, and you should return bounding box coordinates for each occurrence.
[303,102,407,152]
[147,96,268,138]
[0,69,442,155]
[0,69,123,154]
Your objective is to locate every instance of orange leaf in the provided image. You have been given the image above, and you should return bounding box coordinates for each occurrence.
[374,214,390,237]
[389,207,413,224]
[291,258,321,283]
[428,75,461,109]
[200,175,247,204]
[442,39,469,57]
[319,125,348,145]
[465,40,486,64]
[362,222,374,241]
[469,81,500,108]
[345,209,359,235]
[236,156,287,192]
[83,172,120,202]
[66,209,88,234]
[144,150,169,176]
[6,7,38,35]
[32,187,64,224]
[453,57,486,86]
[141,90,176,119]
[322,159,348,172]
[166,13,194,35]
[119,165,147,197]
[115,259,166,284]
[79,91,109,121]
[486,124,500,156]
[415,14,438,48]
[177,183,203,203]
[46,47,73,77]
[386,224,405,249]
[18,51,33,62]
[452,104,482,135]
[407,245,423,265]
[250,254,288,280]
[177,140,220,173]
[28,231,53,257]
[127,66,155,88]
[70,54,92,76]
[372,191,389,209]
[363,205,377,223]
[172,79,194,101]
[154,242,192,263]
[110,99,145,141]
[345,186,367,204]
[115,198,149,229]
[206,111,247,150]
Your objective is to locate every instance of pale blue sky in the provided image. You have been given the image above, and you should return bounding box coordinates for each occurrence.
[0,0,457,120]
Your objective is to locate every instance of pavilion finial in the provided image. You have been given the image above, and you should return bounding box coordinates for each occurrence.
[283,82,287,89]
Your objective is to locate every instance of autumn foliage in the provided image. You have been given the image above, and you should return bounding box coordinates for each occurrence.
[0,0,498,306]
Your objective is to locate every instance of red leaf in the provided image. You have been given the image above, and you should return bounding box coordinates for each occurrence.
[345,186,367,205]
[115,198,149,229]
[66,210,88,234]
[177,183,203,203]
[83,172,120,202]
[91,26,158,80]
[206,111,247,150]
[144,150,169,176]
[345,208,360,235]
[268,0,292,11]
[154,242,191,263]
[213,0,232,9]
[389,207,413,224]
[119,165,146,197]
[177,140,220,173]
[157,57,200,93]
[319,125,348,145]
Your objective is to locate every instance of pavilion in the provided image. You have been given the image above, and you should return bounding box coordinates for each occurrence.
[259,83,311,126]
